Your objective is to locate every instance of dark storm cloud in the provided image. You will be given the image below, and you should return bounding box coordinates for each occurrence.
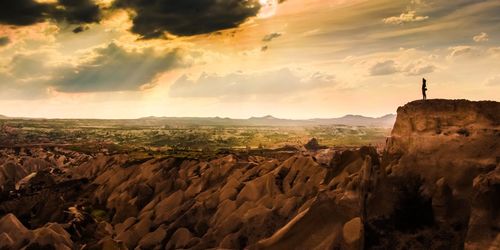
[0,36,10,47]
[0,0,101,27]
[0,0,51,26]
[52,0,101,25]
[113,0,261,38]
[0,0,287,38]
[53,43,187,92]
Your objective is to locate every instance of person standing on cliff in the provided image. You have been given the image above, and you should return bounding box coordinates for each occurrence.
[422,78,428,100]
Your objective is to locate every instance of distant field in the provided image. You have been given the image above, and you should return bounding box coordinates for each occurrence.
[0,119,391,152]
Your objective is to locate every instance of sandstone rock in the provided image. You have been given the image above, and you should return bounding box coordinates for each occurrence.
[432,177,453,223]
[219,232,243,249]
[44,223,72,240]
[219,177,241,201]
[278,197,298,218]
[115,216,136,235]
[137,226,166,249]
[0,232,15,249]
[0,213,74,249]
[115,228,142,249]
[256,192,359,250]
[30,226,73,250]
[367,100,500,249]
[212,199,237,226]
[114,215,153,249]
[95,221,115,239]
[97,236,128,250]
[0,213,31,244]
[342,217,362,248]
[166,227,193,250]
[185,177,205,198]
[137,215,153,235]
[465,165,500,249]
[237,178,267,203]
[153,190,184,224]
[304,138,322,151]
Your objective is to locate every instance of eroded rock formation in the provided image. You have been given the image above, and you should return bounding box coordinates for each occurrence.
[366,99,499,249]
[0,99,498,249]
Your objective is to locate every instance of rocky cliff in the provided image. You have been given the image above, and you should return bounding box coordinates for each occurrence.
[0,99,498,249]
[369,99,499,249]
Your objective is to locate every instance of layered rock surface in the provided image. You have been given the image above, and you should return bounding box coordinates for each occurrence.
[0,99,498,249]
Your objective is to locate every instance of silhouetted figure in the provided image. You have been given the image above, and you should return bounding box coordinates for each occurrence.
[422,78,428,100]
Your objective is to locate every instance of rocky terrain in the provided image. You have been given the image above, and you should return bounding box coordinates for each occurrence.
[0,99,498,249]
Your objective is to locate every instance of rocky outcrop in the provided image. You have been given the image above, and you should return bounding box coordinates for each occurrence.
[0,147,91,197]
[255,158,374,250]
[465,165,500,249]
[74,150,373,249]
[366,99,500,249]
[0,213,73,249]
[304,138,327,151]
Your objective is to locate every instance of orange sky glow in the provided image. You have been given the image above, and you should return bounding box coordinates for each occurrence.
[0,0,499,119]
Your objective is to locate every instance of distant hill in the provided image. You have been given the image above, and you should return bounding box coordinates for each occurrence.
[311,114,396,127]
[139,114,397,127]
[249,115,279,120]
[0,113,396,127]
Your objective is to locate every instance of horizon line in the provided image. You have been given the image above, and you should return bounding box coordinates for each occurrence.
[0,113,396,121]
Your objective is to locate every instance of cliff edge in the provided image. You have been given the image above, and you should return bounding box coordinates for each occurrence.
[388,99,498,156]
[385,99,499,192]
[365,99,500,249]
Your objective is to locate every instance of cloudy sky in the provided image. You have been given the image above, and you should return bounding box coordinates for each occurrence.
[0,0,499,119]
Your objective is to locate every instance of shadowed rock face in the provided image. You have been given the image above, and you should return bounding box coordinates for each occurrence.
[0,99,498,249]
[367,99,500,249]
[0,146,377,249]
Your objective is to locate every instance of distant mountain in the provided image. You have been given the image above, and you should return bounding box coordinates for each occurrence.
[138,114,396,127]
[311,114,396,127]
[249,115,279,120]
[0,113,396,127]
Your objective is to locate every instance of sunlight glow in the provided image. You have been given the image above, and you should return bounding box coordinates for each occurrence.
[257,0,278,19]
[34,0,58,3]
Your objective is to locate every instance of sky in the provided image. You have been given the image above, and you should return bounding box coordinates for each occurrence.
[0,0,499,119]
